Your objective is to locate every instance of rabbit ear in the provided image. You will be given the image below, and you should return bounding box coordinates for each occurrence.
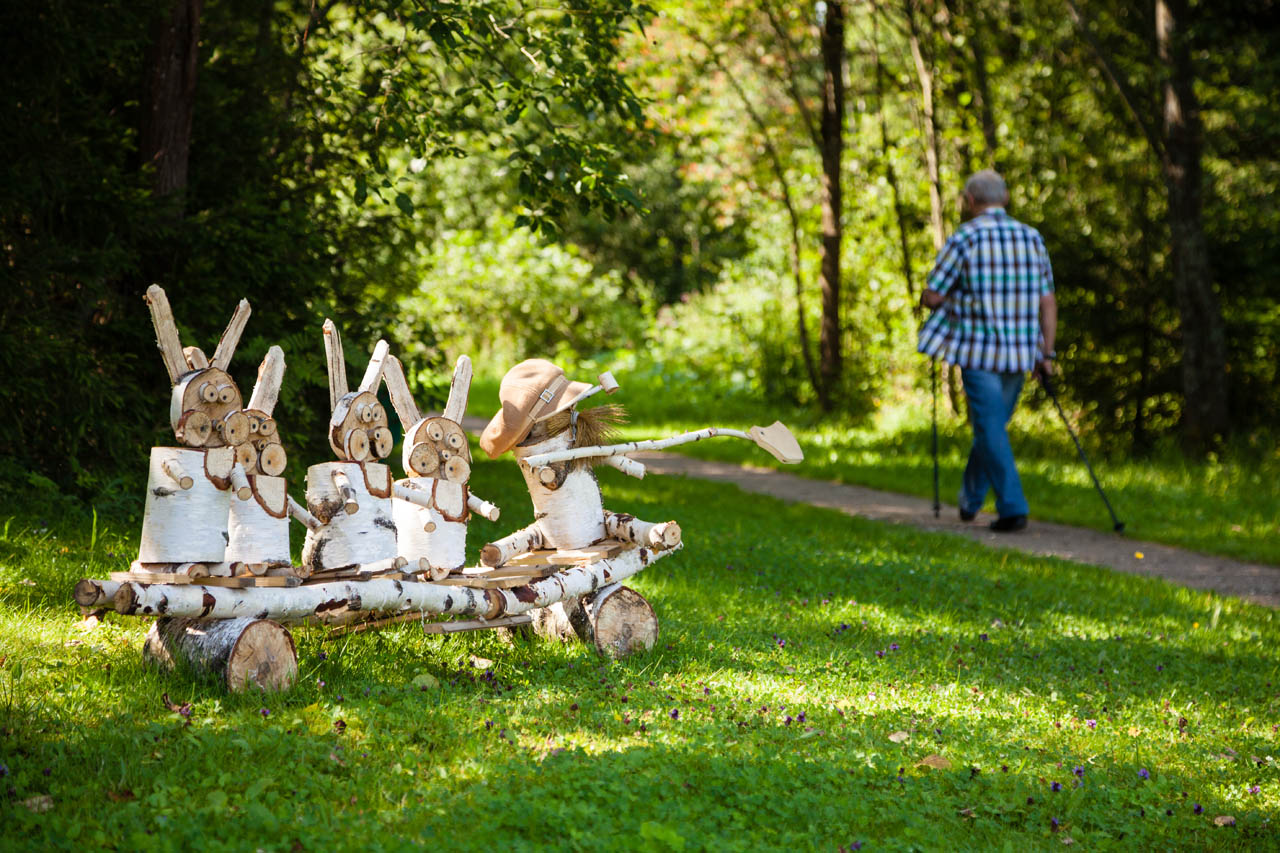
[144,285,188,385]
[322,319,348,411]
[211,299,251,370]
[183,346,209,369]
[358,339,390,394]
[442,355,473,423]
[382,355,422,427]
[248,345,286,416]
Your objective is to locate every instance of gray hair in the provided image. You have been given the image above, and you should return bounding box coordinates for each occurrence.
[964,169,1008,206]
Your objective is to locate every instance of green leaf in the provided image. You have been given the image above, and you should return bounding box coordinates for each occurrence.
[354,175,368,207]
[395,193,415,216]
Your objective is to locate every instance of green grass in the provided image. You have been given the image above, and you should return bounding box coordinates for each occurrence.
[468,370,1280,566]
[2,456,1277,849]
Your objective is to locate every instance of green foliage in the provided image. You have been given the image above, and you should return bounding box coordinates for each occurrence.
[3,459,1279,847]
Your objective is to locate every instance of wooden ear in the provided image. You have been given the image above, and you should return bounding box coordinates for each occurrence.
[145,285,188,385]
[248,345,286,416]
[183,346,209,370]
[211,299,251,370]
[383,355,422,428]
[358,339,390,394]
[322,319,348,412]
[442,354,473,423]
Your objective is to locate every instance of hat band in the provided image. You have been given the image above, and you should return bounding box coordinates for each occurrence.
[523,374,568,434]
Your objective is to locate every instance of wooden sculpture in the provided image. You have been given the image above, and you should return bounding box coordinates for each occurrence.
[382,354,500,581]
[300,321,402,577]
[136,285,256,577]
[225,345,322,574]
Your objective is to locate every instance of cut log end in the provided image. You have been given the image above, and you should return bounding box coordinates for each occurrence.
[480,543,502,567]
[586,586,658,658]
[143,617,298,693]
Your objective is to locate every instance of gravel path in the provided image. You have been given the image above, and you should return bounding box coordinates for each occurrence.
[460,416,1278,608]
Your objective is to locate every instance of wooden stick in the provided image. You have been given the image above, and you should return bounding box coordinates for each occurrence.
[144,285,188,384]
[327,611,533,640]
[74,579,121,608]
[322,319,348,412]
[604,511,681,551]
[466,493,500,522]
[287,495,322,531]
[160,458,194,490]
[602,455,645,479]
[229,462,253,501]
[183,346,209,370]
[480,524,544,567]
[382,356,422,427]
[211,299,251,371]
[442,355,472,423]
[392,481,433,511]
[358,339,390,394]
[248,346,286,416]
[113,544,676,622]
[143,617,296,692]
[521,422,803,466]
[331,469,359,515]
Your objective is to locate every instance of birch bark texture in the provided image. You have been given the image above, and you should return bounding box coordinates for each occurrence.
[393,477,466,580]
[514,432,606,550]
[226,474,291,567]
[143,617,297,692]
[138,446,233,564]
[302,461,396,572]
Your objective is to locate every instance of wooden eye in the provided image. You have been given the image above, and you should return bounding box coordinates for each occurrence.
[407,443,438,476]
[259,443,287,476]
[217,385,236,404]
[235,442,259,471]
[199,382,219,403]
[444,456,470,484]
[445,430,465,450]
[257,418,276,437]
[370,427,393,459]
[359,405,375,424]
[426,421,444,442]
[219,411,250,446]
[247,416,261,434]
[371,403,385,422]
[344,429,370,461]
[177,410,212,447]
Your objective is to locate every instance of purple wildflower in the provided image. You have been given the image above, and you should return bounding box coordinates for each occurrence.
[1051,781,1062,792]
[890,643,899,651]
[784,716,793,726]
[850,844,863,851]
[485,720,493,730]
[1086,719,1097,729]
[797,712,806,724]
[704,687,711,695]
[1051,817,1060,831]
[317,679,325,688]
[259,707,270,718]
[670,709,679,720]
[1249,785,1260,794]
[1139,768,1150,779]
[1027,797,1035,805]
[876,650,885,658]
[1074,766,1085,778]
[0,765,7,778]
[1156,665,1164,672]
[318,651,327,661]
[1194,803,1203,814]
[980,634,989,642]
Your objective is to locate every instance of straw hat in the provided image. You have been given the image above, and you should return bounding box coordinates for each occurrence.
[479,359,591,458]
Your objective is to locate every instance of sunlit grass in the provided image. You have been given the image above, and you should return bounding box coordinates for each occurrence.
[2,455,1277,848]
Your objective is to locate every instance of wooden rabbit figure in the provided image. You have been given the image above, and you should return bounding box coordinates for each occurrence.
[137,285,256,577]
[225,346,323,575]
[300,320,401,576]
[383,355,500,581]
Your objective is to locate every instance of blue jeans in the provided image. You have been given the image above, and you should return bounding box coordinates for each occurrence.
[959,368,1029,518]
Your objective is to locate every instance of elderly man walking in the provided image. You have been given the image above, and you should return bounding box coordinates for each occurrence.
[918,170,1057,532]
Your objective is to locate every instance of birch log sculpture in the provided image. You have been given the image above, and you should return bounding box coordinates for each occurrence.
[137,286,259,573]
[143,617,297,692]
[542,583,658,658]
[384,354,500,580]
[302,322,398,573]
[225,346,301,572]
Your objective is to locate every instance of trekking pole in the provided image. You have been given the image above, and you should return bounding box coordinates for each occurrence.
[1038,373,1125,533]
[931,359,940,518]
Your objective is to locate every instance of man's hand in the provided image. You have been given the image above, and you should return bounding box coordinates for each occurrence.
[1033,357,1055,382]
[921,289,946,310]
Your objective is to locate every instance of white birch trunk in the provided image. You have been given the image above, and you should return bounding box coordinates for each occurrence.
[515,433,606,550]
[226,475,292,567]
[480,524,544,567]
[604,511,682,551]
[114,543,677,624]
[573,584,659,658]
[74,578,121,608]
[393,478,466,580]
[143,617,296,692]
[302,462,396,572]
[138,447,233,565]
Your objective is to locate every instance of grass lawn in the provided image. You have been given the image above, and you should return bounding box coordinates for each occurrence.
[2,452,1277,850]
[468,371,1280,566]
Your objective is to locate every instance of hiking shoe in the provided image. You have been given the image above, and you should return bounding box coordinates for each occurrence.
[989,515,1028,532]
[959,507,977,522]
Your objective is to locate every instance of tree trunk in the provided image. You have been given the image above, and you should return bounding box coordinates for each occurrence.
[140,0,203,205]
[872,10,919,314]
[143,617,296,692]
[1156,0,1228,447]
[818,0,845,403]
[907,0,947,252]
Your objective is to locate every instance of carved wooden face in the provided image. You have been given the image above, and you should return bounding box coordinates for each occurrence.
[329,390,392,462]
[240,409,288,476]
[169,367,250,448]
[403,416,471,483]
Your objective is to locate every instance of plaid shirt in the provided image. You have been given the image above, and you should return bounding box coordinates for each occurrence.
[917,208,1054,372]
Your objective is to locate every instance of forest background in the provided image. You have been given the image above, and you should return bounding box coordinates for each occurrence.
[4,0,1278,514]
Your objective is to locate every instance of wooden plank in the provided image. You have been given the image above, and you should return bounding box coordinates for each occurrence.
[545,543,626,565]
[435,574,543,590]
[326,611,531,639]
[503,549,560,567]
[458,564,559,580]
[111,571,193,585]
